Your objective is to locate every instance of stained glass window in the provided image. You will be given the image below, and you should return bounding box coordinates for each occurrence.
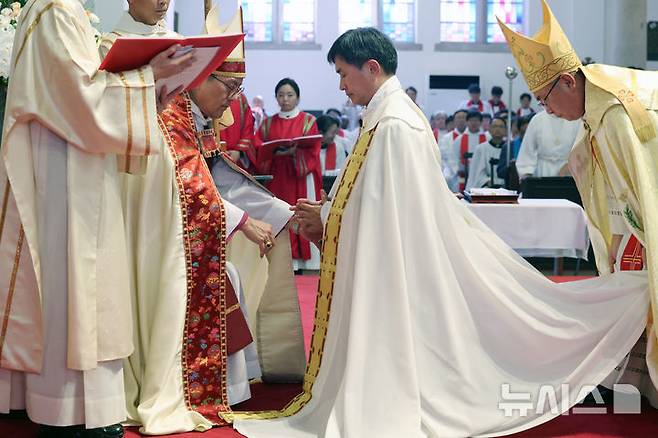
[282,0,315,42]
[240,0,316,43]
[339,0,375,35]
[487,0,524,43]
[440,0,477,43]
[241,0,274,42]
[382,0,415,43]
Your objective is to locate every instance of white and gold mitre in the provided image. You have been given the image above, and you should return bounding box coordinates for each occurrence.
[205,5,246,78]
[497,0,581,93]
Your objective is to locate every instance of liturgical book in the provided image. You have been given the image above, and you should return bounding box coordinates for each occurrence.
[99,34,245,92]
[259,135,323,162]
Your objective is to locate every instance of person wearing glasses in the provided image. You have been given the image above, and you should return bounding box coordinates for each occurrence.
[256,77,323,271]
[98,3,289,435]
[501,0,658,275]
[501,0,658,393]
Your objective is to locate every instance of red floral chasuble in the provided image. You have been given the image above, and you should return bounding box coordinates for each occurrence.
[158,94,252,423]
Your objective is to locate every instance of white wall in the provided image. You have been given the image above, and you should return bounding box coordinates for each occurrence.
[93,0,654,116]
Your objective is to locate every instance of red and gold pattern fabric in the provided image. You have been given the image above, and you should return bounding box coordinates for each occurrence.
[158,94,252,422]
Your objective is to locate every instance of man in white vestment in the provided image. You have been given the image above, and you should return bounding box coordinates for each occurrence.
[231,27,654,438]
[0,0,195,436]
[499,0,658,390]
[515,109,580,179]
[102,0,305,386]
[99,3,304,435]
[438,108,467,191]
[466,116,507,190]
[451,110,491,190]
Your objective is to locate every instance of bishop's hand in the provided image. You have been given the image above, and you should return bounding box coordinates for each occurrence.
[240,217,275,257]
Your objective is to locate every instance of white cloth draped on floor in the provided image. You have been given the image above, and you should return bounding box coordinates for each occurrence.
[233,76,651,438]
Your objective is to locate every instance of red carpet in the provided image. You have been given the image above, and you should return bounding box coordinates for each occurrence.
[2,274,657,437]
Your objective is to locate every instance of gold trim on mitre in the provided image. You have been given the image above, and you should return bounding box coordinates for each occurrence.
[497,0,581,93]
[205,5,246,78]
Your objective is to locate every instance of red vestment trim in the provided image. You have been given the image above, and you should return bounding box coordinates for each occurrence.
[158,94,252,423]
[459,133,487,191]
[325,143,337,170]
[467,100,485,112]
[620,235,644,271]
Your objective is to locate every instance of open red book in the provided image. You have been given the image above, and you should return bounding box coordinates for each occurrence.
[259,135,322,162]
[99,34,245,92]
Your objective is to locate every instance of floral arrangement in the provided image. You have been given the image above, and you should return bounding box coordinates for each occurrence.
[0,0,100,85]
[0,1,24,85]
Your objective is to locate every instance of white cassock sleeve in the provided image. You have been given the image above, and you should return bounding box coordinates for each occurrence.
[515,116,541,176]
[465,144,489,190]
[212,159,292,236]
[224,198,247,240]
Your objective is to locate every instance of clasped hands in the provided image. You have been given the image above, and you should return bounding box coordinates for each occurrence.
[290,191,327,247]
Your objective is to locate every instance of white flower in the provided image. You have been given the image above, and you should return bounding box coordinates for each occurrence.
[10,3,21,20]
[1,8,12,17]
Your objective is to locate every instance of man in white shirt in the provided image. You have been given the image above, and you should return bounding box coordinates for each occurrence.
[451,110,491,191]
[515,110,581,179]
[461,83,493,115]
[439,109,467,191]
[466,116,507,190]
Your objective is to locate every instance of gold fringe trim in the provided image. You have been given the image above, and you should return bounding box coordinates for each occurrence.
[226,126,378,422]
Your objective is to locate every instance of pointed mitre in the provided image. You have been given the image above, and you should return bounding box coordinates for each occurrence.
[497,0,581,93]
[499,0,656,143]
[205,5,246,78]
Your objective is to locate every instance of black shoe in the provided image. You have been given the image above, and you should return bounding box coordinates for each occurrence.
[86,424,124,438]
[0,409,29,420]
[37,423,124,438]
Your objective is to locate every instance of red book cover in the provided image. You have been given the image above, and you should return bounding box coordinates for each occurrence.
[99,34,245,91]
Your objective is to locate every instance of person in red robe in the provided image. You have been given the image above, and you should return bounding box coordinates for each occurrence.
[256,78,321,269]
[221,93,258,172]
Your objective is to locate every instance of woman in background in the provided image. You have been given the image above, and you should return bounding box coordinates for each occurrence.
[256,78,322,270]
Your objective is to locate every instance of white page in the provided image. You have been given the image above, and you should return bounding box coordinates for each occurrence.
[155,46,221,94]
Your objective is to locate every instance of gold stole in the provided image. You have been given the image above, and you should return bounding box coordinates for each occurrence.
[226,126,377,422]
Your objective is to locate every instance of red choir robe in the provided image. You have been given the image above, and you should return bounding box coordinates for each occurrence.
[457,132,488,191]
[488,99,506,115]
[323,142,338,171]
[222,94,257,172]
[256,111,321,260]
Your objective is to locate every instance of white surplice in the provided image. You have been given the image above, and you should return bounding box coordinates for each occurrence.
[516,110,581,177]
[98,15,261,434]
[234,76,651,437]
[465,140,505,190]
[0,0,160,428]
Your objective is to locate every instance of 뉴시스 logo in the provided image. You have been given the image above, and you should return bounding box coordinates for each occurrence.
[498,383,642,416]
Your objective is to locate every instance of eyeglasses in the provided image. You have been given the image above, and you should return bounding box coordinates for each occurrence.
[537,77,560,108]
[210,74,244,100]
